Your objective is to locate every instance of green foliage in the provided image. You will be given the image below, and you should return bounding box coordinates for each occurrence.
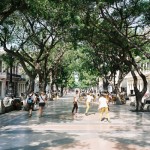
[0,53,16,68]
[0,0,149,91]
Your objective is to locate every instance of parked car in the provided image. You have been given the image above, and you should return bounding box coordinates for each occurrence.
[3,97,22,111]
[143,96,150,111]
[3,97,14,112]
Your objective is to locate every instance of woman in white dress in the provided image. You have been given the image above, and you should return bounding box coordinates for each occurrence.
[38,91,47,117]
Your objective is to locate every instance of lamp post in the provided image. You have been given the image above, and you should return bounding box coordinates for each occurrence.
[35,62,41,93]
[49,70,52,100]
[8,55,14,98]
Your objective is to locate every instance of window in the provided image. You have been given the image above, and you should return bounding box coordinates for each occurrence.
[0,61,2,72]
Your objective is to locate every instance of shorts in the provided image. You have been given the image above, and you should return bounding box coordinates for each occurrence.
[27,103,34,110]
[99,107,109,113]
[39,103,45,107]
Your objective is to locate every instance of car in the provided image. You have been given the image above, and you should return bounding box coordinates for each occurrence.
[143,96,150,111]
[3,97,22,111]
[3,97,14,112]
[12,97,22,110]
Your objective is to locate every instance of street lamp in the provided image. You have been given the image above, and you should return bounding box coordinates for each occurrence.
[35,62,41,93]
[8,55,14,98]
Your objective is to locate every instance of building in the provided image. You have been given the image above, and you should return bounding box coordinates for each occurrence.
[97,61,150,97]
[0,51,26,99]
[121,62,150,96]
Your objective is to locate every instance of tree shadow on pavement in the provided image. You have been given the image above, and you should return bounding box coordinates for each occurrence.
[0,127,89,150]
[98,128,150,150]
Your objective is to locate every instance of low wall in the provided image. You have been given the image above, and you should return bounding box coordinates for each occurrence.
[0,100,5,114]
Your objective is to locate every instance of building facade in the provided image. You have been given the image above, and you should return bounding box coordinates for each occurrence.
[0,59,26,99]
[121,62,150,96]
[97,61,150,97]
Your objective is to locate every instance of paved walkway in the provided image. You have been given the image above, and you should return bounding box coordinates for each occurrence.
[0,93,150,150]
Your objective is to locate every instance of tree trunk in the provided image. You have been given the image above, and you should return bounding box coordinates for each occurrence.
[108,70,128,104]
[114,84,123,105]
[135,95,143,111]
[103,77,109,91]
[60,85,64,97]
[131,70,147,111]
[26,78,35,95]
[39,73,46,92]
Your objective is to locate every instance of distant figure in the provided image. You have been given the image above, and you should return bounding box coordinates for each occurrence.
[38,91,47,117]
[72,90,79,115]
[98,93,111,123]
[96,93,100,102]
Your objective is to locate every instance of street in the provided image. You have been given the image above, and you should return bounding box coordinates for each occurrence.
[0,93,150,150]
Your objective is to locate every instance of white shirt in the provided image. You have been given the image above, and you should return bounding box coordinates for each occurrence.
[86,95,93,103]
[99,96,108,109]
[74,94,79,102]
[39,95,47,103]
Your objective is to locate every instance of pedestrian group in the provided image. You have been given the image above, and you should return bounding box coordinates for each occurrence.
[72,90,111,123]
[26,91,47,117]
[25,89,111,123]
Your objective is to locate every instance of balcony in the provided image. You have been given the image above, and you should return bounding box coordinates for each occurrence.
[0,72,6,80]
[7,73,21,81]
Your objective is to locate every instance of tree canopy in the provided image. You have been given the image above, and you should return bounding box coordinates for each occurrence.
[0,0,149,109]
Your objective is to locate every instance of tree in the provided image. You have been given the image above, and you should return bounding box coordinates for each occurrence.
[0,1,76,93]
[97,0,149,110]
[73,0,150,110]
[0,0,27,24]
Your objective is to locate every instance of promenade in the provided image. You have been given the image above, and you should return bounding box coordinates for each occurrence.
[0,93,150,150]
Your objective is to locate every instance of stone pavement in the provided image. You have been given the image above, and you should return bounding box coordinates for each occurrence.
[0,93,150,150]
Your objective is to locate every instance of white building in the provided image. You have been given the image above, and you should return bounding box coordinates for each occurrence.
[0,53,26,99]
[97,61,150,97]
[121,62,150,96]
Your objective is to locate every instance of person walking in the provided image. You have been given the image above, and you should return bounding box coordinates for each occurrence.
[72,90,79,115]
[26,91,36,117]
[38,91,47,117]
[85,93,93,115]
[98,93,111,123]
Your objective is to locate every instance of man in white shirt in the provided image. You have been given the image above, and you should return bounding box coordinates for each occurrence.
[98,93,111,122]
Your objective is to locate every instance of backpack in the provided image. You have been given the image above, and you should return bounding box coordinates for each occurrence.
[27,96,33,104]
